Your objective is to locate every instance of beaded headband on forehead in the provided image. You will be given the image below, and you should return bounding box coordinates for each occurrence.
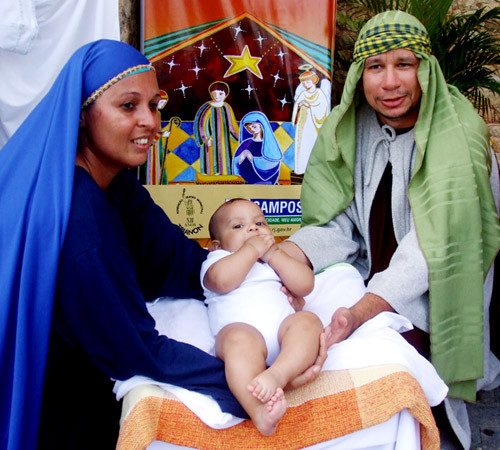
[353,22,432,62]
[81,64,155,109]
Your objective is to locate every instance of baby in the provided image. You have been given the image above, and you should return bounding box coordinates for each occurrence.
[201,198,323,435]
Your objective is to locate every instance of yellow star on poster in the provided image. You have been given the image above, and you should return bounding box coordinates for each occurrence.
[223,45,263,79]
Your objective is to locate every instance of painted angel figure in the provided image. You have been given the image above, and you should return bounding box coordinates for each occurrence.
[291,67,331,175]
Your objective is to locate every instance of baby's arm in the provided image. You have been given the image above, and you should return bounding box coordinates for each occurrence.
[204,235,275,294]
[261,246,314,298]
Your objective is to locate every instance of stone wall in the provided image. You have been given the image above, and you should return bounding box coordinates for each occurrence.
[119,0,140,49]
[451,0,499,14]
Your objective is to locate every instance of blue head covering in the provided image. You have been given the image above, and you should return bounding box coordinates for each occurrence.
[238,111,282,161]
[232,111,283,183]
[0,39,153,449]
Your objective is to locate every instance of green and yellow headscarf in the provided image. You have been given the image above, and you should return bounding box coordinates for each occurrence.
[301,11,500,400]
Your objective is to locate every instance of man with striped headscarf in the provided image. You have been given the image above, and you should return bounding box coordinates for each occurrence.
[281,10,500,448]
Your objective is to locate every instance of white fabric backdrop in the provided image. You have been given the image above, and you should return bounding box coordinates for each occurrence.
[0,0,120,149]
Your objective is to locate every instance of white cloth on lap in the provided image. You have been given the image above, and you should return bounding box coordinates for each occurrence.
[114,264,447,429]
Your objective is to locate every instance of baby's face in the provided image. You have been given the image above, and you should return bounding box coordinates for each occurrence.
[214,200,272,253]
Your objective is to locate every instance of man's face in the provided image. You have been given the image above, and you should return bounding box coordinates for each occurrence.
[362,48,422,129]
[211,89,227,102]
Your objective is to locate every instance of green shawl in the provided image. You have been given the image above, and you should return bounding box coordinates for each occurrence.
[301,11,500,400]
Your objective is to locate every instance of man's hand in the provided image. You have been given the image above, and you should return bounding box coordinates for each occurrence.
[285,328,328,390]
[325,293,394,347]
[325,307,358,347]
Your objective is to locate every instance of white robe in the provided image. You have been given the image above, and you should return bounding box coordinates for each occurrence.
[292,87,329,174]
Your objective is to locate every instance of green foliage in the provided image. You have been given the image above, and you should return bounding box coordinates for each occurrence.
[336,0,500,119]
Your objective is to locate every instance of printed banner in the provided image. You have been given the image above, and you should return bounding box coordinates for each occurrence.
[147,184,302,240]
[141,0,336,237]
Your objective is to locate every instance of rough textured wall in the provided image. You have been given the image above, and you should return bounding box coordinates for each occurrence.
[119,0,140,48]
[451,0,499,13]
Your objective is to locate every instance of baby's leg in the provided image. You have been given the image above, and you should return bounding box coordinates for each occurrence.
[216,323,287,436]
[248,311,323,402]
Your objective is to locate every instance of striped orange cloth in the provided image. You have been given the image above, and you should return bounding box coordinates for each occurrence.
[117,364,439,450]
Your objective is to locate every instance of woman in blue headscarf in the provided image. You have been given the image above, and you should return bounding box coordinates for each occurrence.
[0,40,247,449]
[232,111,283,184]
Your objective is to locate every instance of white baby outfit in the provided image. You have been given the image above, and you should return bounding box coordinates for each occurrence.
[201,249,295,366]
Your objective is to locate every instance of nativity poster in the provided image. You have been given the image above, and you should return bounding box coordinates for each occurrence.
[140,0,337,239]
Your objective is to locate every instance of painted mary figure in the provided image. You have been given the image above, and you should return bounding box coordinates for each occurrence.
[232,111,283,185]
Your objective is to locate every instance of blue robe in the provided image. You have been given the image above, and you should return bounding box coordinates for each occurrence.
[231,111,282,184]
[38,167,245,448]
[233,139,281,184]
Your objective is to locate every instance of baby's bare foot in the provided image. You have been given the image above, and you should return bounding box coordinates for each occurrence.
[248,369,282,403]
[252,388,287,436]
[267,387,285,406]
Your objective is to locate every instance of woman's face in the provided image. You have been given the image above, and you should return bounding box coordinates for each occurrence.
[79,70,161,187]
[245,122,262,137]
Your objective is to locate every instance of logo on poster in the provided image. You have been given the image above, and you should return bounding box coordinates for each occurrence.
[251,198,302,225]
[176,188,204,235]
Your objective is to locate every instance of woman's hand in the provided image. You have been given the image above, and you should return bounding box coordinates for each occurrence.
[285,328,328,390]
[239,150,253,163]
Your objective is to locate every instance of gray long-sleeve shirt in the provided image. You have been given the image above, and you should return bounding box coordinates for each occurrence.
[290,103,431,331]
[290,102,500,340]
